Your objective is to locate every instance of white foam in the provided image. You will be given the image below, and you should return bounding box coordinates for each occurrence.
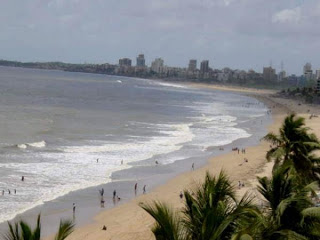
[16,141,46,149]
[17,144,27,149]
[27,141,46,148]
[153,82,190,89]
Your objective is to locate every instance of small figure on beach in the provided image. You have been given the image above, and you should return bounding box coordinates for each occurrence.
[238,181,241,189]
[14,189,16,194]
[143,185,146,194]
[100,199,105,208]
[117,196,121,201]
[2,190,4,195]
[8,189,11,194]
[134,183,138,195]
[72,203,76,219]
[102,225,107,231]
[113,190,116,199]
[99,188,104,197]
[99,188,105,207]
[237,149,240,154]
[155,161,158,165]
[21,176,24,181]
[121,160,123,165]
[179,191,183,200]
[97,158,99,163]
[191,163,194,171]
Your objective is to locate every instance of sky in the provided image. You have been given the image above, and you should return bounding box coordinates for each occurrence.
[0,0,319,75]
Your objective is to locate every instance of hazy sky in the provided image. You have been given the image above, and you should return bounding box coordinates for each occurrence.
[0,0,319,75]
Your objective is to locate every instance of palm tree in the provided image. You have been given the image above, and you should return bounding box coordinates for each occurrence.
[3,214,74,240]
[140,171,260,240]
[263,113,320,184]
[140,201,184,240]
[254,166,320,240]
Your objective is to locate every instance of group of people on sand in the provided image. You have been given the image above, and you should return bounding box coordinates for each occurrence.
[232,147,246,154]
[238,181,245,189]
[95,182,148,209]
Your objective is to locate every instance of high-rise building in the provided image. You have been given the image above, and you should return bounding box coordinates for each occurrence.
[263,67,277,82]
[317,78,320,92]
[303,62,313,80]
[136,54,145,67]
[119,58,132,67]
[151,58,164,73]
[200,60,209,73]
[278,71,286,82]
[303,62,312,73]
[188,59,197,71]
[315,69,320,80]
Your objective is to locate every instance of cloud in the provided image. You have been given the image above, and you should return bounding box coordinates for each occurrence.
[272,7,301,23]
[0,0,319,75]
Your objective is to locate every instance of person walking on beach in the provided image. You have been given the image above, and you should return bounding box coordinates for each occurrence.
[113,190,116,199]
[143,185,146,194]
[2,190,4,195]
[14,189,16,194]
[97,158,99,163]
[179,191,183,200]
[8,189,11,194]
[192,163,194,171]
[21,176,24,181]
[72,203,76,219]
[134,183,137,195]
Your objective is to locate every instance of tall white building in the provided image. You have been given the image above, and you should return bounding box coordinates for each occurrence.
[151,58,164,73]
[316,69,320,80]
[303,62,312,73]
[278,71,286,82]
[303,62,313,80]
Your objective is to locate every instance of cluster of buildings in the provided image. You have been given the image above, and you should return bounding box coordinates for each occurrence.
[101,54,320,87]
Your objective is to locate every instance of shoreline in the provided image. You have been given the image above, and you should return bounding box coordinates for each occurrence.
[3,82,318,240]
[0,82,269,237]
[47,85,310,240]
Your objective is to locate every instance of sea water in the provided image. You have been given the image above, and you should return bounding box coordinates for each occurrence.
[0,66,268,223]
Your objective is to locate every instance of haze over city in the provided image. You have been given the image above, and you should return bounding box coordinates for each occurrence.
[0,0,319,75]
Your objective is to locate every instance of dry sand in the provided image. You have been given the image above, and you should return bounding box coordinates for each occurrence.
[48,84,320,240]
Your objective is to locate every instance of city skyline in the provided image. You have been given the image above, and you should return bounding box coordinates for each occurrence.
[0,0,319,75]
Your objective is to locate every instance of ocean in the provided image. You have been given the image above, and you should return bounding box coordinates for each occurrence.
[0,66,269,225]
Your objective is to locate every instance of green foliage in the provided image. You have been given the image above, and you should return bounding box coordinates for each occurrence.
[54,220,75,240]
[140,202,184,240]
[3,215,74,240]
[141,171,260,240]
[263,114,320,185]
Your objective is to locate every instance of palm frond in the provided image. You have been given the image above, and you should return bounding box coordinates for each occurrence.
[140,201,182,240]
[19,221,32,240]
[3,222,21,240]
[54,219,75,240]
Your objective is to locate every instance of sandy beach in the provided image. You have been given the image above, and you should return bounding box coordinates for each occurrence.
[46,84,320,240]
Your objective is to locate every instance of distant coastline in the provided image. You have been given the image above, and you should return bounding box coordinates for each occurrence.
[0,59,288,90]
